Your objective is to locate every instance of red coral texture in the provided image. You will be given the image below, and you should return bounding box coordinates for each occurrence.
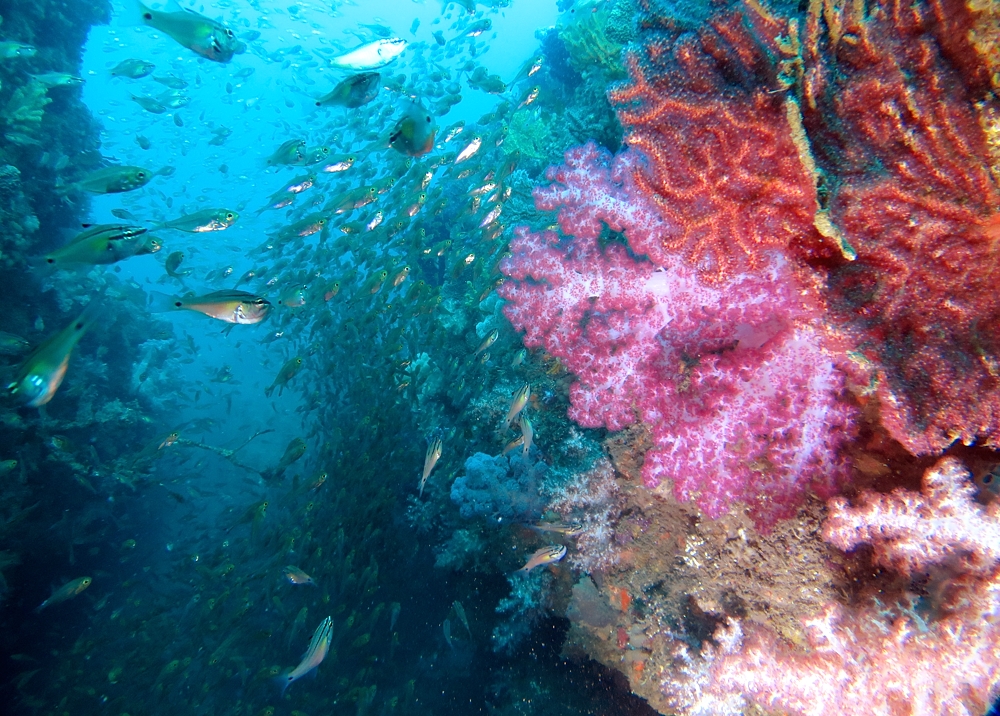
[499,143,854,529]
[668,458,1000,716]
[800,0,1000,454]
[606,12,825,285]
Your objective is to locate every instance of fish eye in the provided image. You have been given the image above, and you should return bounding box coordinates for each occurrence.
[226,29,234,37]
[137,171,147,179]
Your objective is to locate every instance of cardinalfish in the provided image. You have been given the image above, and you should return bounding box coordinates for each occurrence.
[503,383,530,429]
[44,224,160,267]
[473,329,498,359]
[35,576,92,612]
[153,208,238,233]
[135,0,246,63]
[7,300,102,407]
[151,290,272,325]
[516,545,567,573]
[518,414,534,456]
[275,616,333,695]
[419,437,443,498]
[283,566,316,586]
[531,521,585,537]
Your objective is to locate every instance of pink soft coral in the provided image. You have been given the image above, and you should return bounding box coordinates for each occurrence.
[665,458,1000,716]
[500,143,855,529]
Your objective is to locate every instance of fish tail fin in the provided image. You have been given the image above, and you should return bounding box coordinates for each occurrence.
[273,670,294,697]
[121,0,154,27]
[27,254,59,277]
[147,291,182,314]
[71,295,105,337]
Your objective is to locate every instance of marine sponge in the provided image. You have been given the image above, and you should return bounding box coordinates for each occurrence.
[451,452,546,521]
[1,79,51,144]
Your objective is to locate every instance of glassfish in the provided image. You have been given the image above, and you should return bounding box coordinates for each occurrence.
[7,300,102,407]
[35,576,92,612]
[73,165,152,194]
[264,358,303,398]
[276,616,333,695]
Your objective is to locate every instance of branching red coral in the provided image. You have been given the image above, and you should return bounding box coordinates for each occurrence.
[801,0,1000,454]
[608,12,824,285]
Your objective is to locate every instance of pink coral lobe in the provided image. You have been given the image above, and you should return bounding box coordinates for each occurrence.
[499,143,854,529]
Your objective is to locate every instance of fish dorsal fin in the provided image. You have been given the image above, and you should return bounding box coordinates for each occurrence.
[162,0,186,12]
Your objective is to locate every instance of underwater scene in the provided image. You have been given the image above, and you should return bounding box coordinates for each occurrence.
[4,0,1000,713]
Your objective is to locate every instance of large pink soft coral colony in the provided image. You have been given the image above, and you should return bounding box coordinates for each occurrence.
[499,143,855,529]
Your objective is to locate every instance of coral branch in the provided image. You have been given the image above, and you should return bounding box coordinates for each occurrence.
[824,456,1000,576]
[607,12,826,285]
[662,458,1000,716]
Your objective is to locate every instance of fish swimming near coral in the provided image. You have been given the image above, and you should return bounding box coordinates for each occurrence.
[7,299,102,408]
[35,577,92,612]
[134,0,245,63]
[419,437,443,497]
[516,545,567,573]
[503,383,530,429]
[44,225,160,267]
[72,166,153,194]
[275,616,333,695]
